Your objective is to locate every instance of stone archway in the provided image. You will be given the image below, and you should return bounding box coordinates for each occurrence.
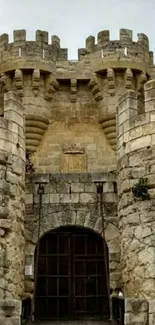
[33,225,110,321]
[25,215,121,296]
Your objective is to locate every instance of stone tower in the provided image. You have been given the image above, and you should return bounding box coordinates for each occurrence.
[0,28,154,324]
[117,80,155,324]
[0,92,25,324]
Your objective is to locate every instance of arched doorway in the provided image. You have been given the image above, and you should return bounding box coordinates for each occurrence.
[34,226,110,321]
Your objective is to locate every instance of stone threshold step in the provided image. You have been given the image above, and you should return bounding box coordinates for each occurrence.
[29,321,112,325]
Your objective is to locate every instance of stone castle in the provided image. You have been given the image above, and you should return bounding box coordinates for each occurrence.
[0,28,155,325]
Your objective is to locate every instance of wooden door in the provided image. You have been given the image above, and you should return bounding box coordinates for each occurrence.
[34,227,109,321]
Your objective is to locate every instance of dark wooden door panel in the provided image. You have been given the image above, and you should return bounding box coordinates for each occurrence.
[34,227,109,321]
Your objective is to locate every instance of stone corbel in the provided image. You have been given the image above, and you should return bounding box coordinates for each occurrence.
[44,74,59,101]
[0,73,12,93]
[32,69,40,96]
[107,68,115,95]
[137,72,147,92]
[15,69,23,97]
[70,79,77,103]
[88,75,103,102]
[137,72,147,111]
[125,68,133,89]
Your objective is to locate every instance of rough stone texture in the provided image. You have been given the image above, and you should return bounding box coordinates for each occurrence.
[117,80,155,304]
[0,93,25,324]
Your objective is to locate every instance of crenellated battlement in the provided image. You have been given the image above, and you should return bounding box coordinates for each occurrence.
[117,79,155,159]
[0,29,68,64]
[78,28,153,66]
[0,28,153,69]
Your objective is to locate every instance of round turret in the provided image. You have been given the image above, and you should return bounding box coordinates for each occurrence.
[79,29,152,150]
[0,30,67,150]
[116,79,155,298]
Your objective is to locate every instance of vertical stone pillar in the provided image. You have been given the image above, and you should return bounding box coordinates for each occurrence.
[0,92,25,325]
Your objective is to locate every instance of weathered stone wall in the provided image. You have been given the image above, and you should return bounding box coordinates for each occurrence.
[25,172,120,296]
[117,79,155,300]
[0,92,25,324]
[0,27,154,324]
[79,29,151,64]
[32,81,116,173]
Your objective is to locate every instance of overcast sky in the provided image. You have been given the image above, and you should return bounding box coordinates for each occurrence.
[0,0,154,59]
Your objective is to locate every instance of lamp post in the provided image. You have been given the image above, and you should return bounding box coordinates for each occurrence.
[32,182,47,321]
[94,181,112,322]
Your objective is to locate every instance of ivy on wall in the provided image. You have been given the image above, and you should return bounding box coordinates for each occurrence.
[26,150,35,174]
[132,178,150,200]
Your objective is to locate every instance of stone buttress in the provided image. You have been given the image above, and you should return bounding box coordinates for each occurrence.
[0,92,25,325]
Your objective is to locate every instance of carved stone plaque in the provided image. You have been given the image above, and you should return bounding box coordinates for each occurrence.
[61,144,86,172]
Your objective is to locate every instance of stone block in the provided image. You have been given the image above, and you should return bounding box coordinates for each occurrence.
[41,194,49,204]
[127,213,140,225]
[79,173,92,183]
[0,317,13,325]
[25,194,33,205]
[92,171,116,183]
[57,210,76,225]
[103,193,117,202]
[60,194,71,203]
[124,312,148,325]
[87,143,97,151]
[103,182,114,193]
[76,211,86,225]
[84,182,96,193]
[149,299,155,313]
[145,265,155,278]
[71,183,84,193]
[0,180,10,193]
[80,193,96,203]
[57,182,70,193]
[12,157,24,175]
[71,194,79,203]
[32,173,49,184]
[109,251,120,262]
[130,135,151,151]
[0,152,8,165]
[33,195,39,204]
[130,167,145,179]
[49,194,60,203]
[0,207,9,219]
[110,272,121,281]
[110,261,118,271]
[44,183,57,194]
[149,313,155,325]
[0,219,11,229]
